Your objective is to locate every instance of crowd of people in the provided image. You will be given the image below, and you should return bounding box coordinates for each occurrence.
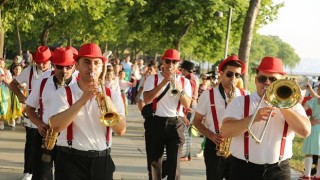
[0,44,317,180]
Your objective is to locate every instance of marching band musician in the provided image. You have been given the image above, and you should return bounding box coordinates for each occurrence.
[48,43,126,180]
[221,57,311,180]
[143,49,192,180]
[9,46,53,180]
[25,47,77,180]
[193,55,249,180]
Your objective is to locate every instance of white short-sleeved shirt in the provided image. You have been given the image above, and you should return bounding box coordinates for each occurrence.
[48,82,125,151]
[223,92,308,164]
[196,87,249,133]
[16,65,53,128]
[143,72,192,117]
[25,75,77,124]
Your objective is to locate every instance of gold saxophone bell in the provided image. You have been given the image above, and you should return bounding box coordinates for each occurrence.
[41,120,58,150]
[247,78,301,143]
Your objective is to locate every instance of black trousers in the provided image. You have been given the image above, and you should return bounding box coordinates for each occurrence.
[32,129,47,180]
[229,156,291,180]
[204,139,231,180]
[32,148,56,180]
[55,147,115,180]
[145,115,185,180]
[24,127,42,176]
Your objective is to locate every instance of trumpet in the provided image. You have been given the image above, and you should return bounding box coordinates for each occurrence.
[247,78,301,144]
[169,69,180,97]
[91,72,121,127]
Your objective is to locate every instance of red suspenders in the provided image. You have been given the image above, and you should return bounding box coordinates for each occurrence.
[243,95,288,162]
[39,78,49,121]
[65,86,112,147]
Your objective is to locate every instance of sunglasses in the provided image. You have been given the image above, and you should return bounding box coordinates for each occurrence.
[202,78,208,81]
[257,75,278,84]
[226,71,241,78]
[165,59,179,65]
[55,65,74,70]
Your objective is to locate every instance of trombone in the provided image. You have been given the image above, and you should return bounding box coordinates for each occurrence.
[247,78,301,144]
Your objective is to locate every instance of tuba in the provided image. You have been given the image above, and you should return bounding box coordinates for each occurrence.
[41,74,66,150]
[92,71,121,127]
[247,78,301,143]
[216,83,236,158]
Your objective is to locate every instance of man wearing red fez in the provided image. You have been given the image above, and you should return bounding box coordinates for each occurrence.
[221,57,311,179]
[49,43,126,180]
[193,55,249,180]
[25,47,77,180]
[142,49,192,179]
[9,46,53,180]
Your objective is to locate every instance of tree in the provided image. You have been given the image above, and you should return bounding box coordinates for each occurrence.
[238,0,284,88]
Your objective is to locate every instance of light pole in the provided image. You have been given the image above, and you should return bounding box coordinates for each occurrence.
[224,7,233,59]
[214,7,233,59]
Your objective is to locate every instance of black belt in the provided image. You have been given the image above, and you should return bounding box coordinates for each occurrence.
[57,146,110,158]
[231,155,289,168]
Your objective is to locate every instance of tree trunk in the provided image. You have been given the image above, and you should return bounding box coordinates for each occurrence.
[15,21,22,55]
[40,21,54,46]
[238,0,261,88]
[173,21,193,51]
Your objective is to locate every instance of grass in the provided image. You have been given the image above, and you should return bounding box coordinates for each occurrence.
[291,137,305,172]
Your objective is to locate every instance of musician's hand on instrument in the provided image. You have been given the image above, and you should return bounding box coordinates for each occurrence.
[254,107,275,122]
[38,123,49,137]
[208,133,223,146]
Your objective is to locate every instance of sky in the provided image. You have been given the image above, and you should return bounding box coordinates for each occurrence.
[259,0,320,60]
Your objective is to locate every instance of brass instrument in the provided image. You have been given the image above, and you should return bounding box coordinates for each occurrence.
[41,74,66,150]
[92,72,121,127]
[169,68,180,97]
[42,120,58,150]
[216,83,236,158]
[247,79,301,144]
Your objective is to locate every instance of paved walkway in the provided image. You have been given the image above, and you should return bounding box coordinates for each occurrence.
[0,105,301,180]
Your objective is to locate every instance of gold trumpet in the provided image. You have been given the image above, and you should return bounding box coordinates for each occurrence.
[91,72,120,127]
[247,78,301,144]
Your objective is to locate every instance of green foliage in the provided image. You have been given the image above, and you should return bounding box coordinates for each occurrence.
[0,0,301,71]
[250,34,300,70]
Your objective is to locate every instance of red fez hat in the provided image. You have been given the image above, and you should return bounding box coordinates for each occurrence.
[32,46,53,63]
[75,43,107,62]
[51,47,75,66]
[256,57,286,75]
[161,49,181,61]
[218,55,246,74]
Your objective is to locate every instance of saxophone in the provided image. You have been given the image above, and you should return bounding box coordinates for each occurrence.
[216,83,236,158]
[41,74,66,151]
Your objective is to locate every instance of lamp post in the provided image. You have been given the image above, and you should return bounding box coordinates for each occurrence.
[214,7,233,59]
[224,7,233,59]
